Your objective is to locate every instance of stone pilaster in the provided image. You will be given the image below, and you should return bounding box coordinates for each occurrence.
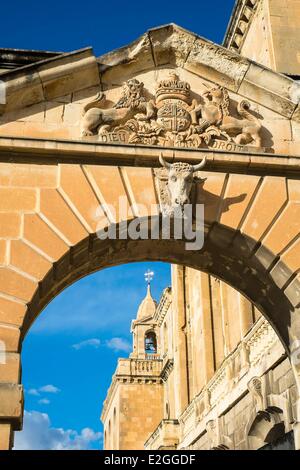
[0,383,24,450]
[0,423,13,450]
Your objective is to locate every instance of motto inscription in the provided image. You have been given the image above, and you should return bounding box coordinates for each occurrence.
[81,73,263,150]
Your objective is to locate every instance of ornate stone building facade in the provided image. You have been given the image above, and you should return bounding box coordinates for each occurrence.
[101,0,300,450]
[101,266,297,450]
[1,0,300,451]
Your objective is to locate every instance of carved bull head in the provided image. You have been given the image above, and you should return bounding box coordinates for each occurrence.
[159,154,206,211]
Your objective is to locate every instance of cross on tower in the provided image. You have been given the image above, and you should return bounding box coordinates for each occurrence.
[144,269,154,286]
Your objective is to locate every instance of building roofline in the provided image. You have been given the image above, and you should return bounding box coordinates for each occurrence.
[223,0,260,53]
[0,23,299,123]
[0,46,94,78]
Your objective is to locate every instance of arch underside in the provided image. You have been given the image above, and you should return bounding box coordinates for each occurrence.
[24,220,299,355]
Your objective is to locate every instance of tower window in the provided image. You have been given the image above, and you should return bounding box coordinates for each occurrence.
[145,331,157,354]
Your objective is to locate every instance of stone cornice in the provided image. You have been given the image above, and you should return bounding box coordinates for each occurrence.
[161,358,174,382]
[1,136,300,177]
[177,316,287,448]
[223,0,260,53]
[153,288,172,326]
[1,23,299,123]
[101,375,118,423]
[0,48,100,115]
[144,419,180,449]
[0,48,63,72]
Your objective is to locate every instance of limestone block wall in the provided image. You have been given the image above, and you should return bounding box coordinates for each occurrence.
[170,266,260,405]
[117,381,163,450]
[188,357,297,450]
[240,0,274,69]
[226,0,300,76]
[103,386,120,450]
[0,65,299,155]
[2,163,300,412]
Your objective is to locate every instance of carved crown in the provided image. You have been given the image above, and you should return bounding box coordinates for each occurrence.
[156,73,191,103]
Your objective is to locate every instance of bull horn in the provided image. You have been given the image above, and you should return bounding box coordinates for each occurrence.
[193,158,207,172]
[159,153,172,169]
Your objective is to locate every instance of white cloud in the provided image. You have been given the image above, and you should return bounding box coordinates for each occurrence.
[106,337,131,353]
[27,388,40,396]
[38,399,50,405]
[72,338,101,350]
[39,385,60,394]
[26,385,60,396]
[14,411,102,450]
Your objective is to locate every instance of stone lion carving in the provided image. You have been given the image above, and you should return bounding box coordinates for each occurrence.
[81,79,155,136]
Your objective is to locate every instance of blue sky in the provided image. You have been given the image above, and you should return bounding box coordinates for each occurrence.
[1,0,235,55]
[7,0,236,450]
[15,262,171,449]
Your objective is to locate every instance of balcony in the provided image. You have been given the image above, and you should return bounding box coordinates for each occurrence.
[178,317,286,448]
[116,357,163,377]
[144,419,180,450]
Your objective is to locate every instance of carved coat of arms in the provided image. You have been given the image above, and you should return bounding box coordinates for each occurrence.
[81,73,263,150]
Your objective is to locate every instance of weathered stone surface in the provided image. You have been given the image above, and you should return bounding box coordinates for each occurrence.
[84,166,133,222]
[185,38,249,91]
[0,188,37,212]
[263,202,300,255]
[99,33,154,85]
[0,423,13,450]
[59,164,103,232]
[195,172,227,223]
[2,71,44,113]
[10,240,52,280]
[0,325,20,352]
[0,297,26,327]
[23,214,68,261]
[0,48,99,115]
[285,275,300,307]
[0,353,21,383]
[121,167,158,217]
[38,50,100,100]
[241,177,287,241]
[238,63,297,118]
[270,260,293,289]
[220,174,261,229]
[0,268,37,303]
[0,383,23,423]
[0,163,57,188]
[281,238,300,272]
[0,213,21,238]
[0,14,300,452]
[0,240,6,265]
[149,24,196,67]
[40,189,88,245]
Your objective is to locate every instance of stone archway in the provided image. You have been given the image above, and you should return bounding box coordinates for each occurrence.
[1,161,300,449]
[1,23,300,449]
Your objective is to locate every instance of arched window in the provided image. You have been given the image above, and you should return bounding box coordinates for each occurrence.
[163,322,168,354]
[113,407,117,450]
[166,402,170,419]
[107,420,111,450]
[145,331,157,354]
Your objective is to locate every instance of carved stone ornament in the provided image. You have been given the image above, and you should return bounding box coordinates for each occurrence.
[206,417,232,450]
[81,72,263,150]
[154,154,206,216]
[247,376,264,412]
